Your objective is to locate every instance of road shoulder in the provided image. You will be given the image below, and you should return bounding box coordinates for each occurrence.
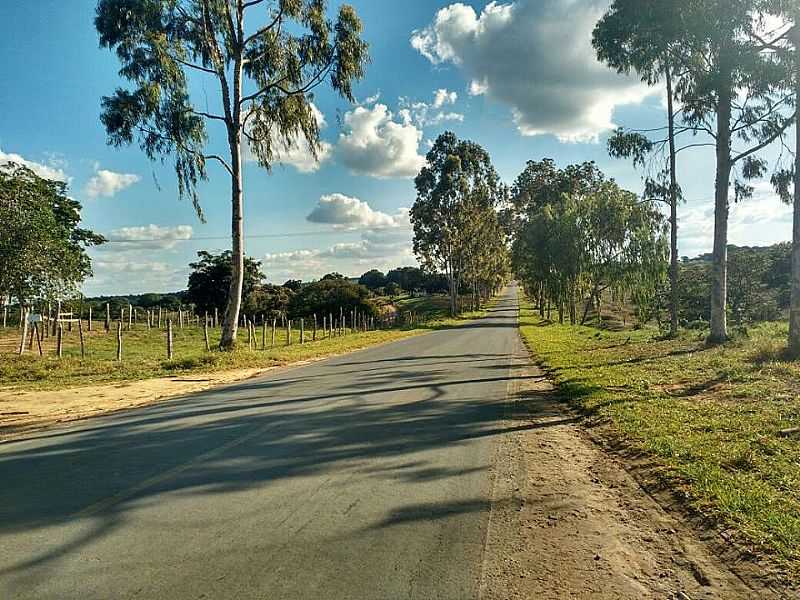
[479,329,787,599]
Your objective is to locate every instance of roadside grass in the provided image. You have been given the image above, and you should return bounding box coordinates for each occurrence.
[0,325,423,392]
[517,298,800,576]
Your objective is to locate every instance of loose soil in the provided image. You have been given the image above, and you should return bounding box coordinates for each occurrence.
[0,363,292,442]
[480,331,797,600]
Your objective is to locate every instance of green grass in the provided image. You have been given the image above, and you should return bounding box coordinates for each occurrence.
[518,298,800,576]
[0,323,423,392]
[0,293,498,392]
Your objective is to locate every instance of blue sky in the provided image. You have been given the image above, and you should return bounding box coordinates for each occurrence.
[0,0,793,296]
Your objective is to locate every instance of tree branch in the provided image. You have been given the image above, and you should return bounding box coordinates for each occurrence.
[732,112,797,164]
[243,6,283,48]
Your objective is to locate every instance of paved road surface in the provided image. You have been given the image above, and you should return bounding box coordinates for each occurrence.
[0,286,521,599]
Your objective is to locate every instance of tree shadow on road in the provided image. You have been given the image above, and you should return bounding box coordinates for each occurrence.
[0,344,557,582]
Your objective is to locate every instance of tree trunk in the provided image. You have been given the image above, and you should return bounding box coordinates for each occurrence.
[666,60,680,338]
[790,19,800,357]
[220,17,245,351]
[709,69,733,343]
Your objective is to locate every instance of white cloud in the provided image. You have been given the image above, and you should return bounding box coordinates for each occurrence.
[85,167,140,198]
[336,103,426,178]
[245,103,332,173]
[399,89,465,128]
[263,226,415,282]
[101,224,194,251]
[0,148,68,181]
[433,88,458,108]
[83,254,188,295]
[306,193,409,229]
[411,0,653,142]
[678,182,793,258]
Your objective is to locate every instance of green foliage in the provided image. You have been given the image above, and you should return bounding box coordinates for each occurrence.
[358,269,387,290]
[287,277,376,319]
[411,131,510,314]
[510,160,668,326]
[95,0,369,216]
[0,162,105,303]
[186,250,264,314]
[386,266,425,292]
[678,244,790,324]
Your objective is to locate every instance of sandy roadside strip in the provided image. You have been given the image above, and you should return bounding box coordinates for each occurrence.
[0,363,297,442]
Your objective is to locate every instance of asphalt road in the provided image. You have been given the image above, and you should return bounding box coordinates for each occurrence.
[0,285,521,600]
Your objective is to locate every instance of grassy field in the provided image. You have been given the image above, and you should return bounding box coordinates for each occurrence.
[0,296,496,392]
[0,322,424,391]
[517,298,800,576]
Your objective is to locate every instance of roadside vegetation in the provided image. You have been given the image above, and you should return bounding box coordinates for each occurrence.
[0,325,422,392]
[518,297,800,575]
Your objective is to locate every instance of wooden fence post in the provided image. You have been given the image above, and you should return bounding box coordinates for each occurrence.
[78,318,86,358]
[105,303,110,332]
[128,303,133,330]
[167,319,173,359]
[300,318,305,344]
[34,322,43,356]
[286,320,291,346]
[271,318,276,348]
[2,305,6,328]
[88,306,93,331]
[56,323,63,358]
[19,312,28,355]
[158,307,163,329]
[204,318,210,352]
[313,314,317,341]
[261,320,267,350]
[214,307,219,328]
[116,321,122,361]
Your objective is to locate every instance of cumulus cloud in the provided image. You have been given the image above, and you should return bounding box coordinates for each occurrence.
[336,103,426,178]
[411,0,653,142]
[0,148,68,181]
[433,88,458,108]
[83,253,188,295]
[306,193,409,229]
[245,103,332,173]
[263,226,415,282]
[85,167,140,198]
[101,224,194,251]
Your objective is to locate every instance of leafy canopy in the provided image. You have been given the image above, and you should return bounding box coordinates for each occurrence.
[0,163,105,303]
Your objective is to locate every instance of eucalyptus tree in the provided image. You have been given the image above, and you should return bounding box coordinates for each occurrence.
[594,0,693,336]
[95,0,368,349]
[411,132,501,316]
[749,2,800,354]
[677,0,793,342]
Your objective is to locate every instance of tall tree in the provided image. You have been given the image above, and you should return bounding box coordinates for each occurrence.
[678,0,793,342]
[752,2,800,354]
[594,0,690,336]
[411,132,501,315]
[0,162,105,305]
[95,0,368,349]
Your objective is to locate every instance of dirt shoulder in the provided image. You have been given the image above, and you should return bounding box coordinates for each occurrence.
[0,365,288,442]
[480,331,795,599]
